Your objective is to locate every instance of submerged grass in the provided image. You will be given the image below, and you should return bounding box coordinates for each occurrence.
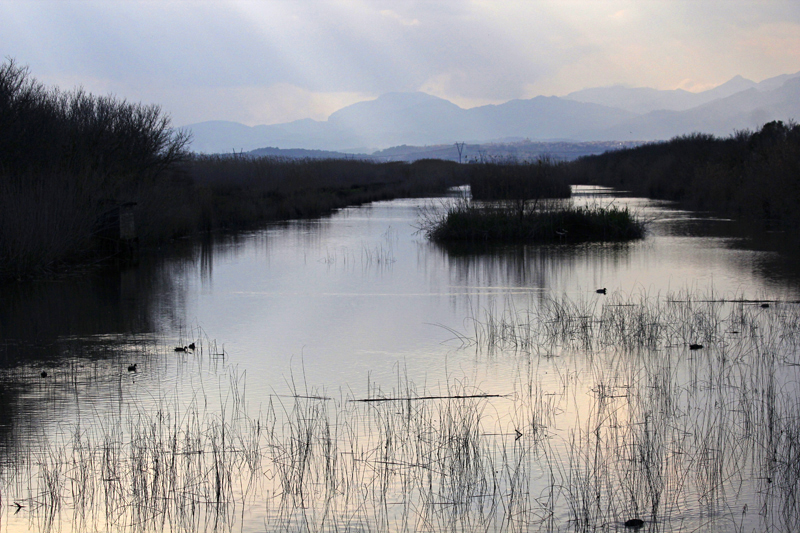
[3,288,800,532]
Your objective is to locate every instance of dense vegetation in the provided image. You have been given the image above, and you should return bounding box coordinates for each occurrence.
[566,121,800,235]
[182,155,465,231]
[0,60,466,280]
[468,156,571,201]
[422,199,644,243]
[0,59,191,279]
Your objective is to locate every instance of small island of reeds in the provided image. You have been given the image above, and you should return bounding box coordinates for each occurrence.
[422,199,645,243]
[423,155,644,244]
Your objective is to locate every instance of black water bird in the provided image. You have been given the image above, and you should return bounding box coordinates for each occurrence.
[596,288,607,295]
[624,518,644,528]
[40,370,47,378]
[188,342,196,351]
[689,343,703,350]
[761,303,770,308]
[174,346,188,352]
[127,363,137,372]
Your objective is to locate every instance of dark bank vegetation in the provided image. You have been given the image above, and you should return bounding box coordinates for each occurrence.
[5,55,798,279]
[0,60,466,281]
[0,58,190,280]
[182,154,466,231]
[468,155,571,201]
[566,121,800,236]
[429,121,800,245]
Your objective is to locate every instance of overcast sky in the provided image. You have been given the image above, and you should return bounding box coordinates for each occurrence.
[2,1,799,127]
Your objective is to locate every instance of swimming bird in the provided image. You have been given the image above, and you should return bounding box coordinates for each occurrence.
[761,303,770,308]
[127,363,137,372]
[188,342,196,351]
[624,518,644,528]
[689,343,703,350]
[174,346,188,352]
[40,370,47,378]
[596,288,607,295]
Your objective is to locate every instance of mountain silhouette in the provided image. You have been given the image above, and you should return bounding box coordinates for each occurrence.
[184,72,800,153]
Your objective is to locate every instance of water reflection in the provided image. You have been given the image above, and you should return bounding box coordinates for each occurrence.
[438,241,637,290]
[0,268,154,364]
[1,187,800,532]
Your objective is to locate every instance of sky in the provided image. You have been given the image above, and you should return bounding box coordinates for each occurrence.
[2,0,800,128]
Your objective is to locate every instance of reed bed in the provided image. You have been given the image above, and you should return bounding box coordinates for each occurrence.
[565,122,800,235]
[421,198,645,244]
[3,289,800,532]
[468,156,571,201]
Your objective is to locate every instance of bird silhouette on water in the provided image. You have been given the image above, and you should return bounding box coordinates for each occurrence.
[689,343,703,350]
[40,371,47,378]
[596,288,607,295]
[127,363,137,372]
[175,343,196,352]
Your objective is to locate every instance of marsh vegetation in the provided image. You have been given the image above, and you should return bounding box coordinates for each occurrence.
[4,288,800,532]
[0,284,800,532]
[468,156,571,201]
[566,121,800,239]
[421,198,644,244]
[4,58,800,279]
[421,157,643,245]
[4,59,800,533]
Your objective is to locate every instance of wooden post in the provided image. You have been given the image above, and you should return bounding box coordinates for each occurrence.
[119,202,137,241]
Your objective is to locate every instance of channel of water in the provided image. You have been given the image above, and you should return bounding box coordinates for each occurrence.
[1,186,799,532]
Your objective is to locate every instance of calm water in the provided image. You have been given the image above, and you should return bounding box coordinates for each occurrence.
[2,186,800,532]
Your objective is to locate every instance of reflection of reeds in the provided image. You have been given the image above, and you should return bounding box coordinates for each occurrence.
[5,289,800,531]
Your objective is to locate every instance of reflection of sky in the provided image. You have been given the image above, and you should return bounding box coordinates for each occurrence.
[165,191,800,399]
[4,190,800,532]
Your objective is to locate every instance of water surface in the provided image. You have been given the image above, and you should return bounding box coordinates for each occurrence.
[1,186,799,532]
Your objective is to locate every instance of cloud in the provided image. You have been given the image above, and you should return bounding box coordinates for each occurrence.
[1,0,799,125]
[380,9,420,26]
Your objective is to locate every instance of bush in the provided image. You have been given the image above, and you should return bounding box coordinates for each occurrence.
[0,58,190,279]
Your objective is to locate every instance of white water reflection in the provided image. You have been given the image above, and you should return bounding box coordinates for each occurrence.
[2,186,800,532]
[166,188,798,396]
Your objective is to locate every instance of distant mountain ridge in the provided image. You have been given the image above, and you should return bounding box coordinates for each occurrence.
[185,71,800,154]
[564,71,800,113]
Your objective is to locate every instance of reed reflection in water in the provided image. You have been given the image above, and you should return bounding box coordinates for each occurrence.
[2,189,800,532]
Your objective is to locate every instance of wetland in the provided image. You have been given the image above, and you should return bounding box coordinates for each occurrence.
[2,186,800,532]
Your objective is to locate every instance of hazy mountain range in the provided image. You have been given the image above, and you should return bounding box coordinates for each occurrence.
[185,72,800,154]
